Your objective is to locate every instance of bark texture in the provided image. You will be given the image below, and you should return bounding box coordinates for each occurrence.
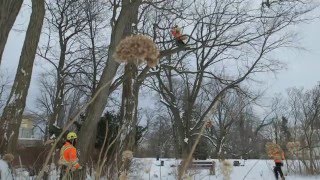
[0,0,23,65]
[77,0,142,166]
[0,0,45,154]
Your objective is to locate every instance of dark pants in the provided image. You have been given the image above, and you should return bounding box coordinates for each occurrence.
[175,39,186,47]
[59,166,73,180]
[274,162,284,179]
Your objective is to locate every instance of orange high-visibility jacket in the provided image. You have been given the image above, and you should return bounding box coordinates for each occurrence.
[59,142,80,170]
[171,27,182,39]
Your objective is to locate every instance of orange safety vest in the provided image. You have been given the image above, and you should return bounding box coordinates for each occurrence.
[59,142,80,170]
[171,27,182,39]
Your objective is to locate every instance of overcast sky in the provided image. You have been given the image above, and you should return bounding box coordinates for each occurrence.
[1,1,320,113]
[256,19,320,97]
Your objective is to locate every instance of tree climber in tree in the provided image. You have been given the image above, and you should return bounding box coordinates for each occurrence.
[151,25,189,71]
[171,25,188,47]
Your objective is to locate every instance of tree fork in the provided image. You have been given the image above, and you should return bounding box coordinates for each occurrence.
[76,1,142,178]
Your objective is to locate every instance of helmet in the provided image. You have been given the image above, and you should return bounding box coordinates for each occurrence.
[67,132,77,140]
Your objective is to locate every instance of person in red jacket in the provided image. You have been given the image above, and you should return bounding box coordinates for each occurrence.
[59,132,81,179]
[273,151,285,180]
[171,25,187,47]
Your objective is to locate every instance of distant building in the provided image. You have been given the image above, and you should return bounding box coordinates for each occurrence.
[18,115,43,147]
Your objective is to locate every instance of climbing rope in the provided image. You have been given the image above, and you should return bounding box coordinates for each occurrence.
[242,160,260,180]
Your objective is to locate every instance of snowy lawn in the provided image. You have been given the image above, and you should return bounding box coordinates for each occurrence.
[0,159,14,180]
[2,158,320,179]
[129,158,320,180]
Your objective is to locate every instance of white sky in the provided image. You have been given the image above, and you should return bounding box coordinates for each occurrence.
[256,19,320,98]
[1,1,320,113]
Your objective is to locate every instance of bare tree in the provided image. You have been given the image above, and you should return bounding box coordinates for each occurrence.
[203,90,252,158]
[0,73,10,110]
[227,108,264,159]
[144,0,314,166]
[0,0,45,154]
[35,71,88,130]
[0,0,23,65]
[77,0,143,169]
[73,0,108,95]
[37,0,89,136]
[136,109,176,158]
[77,1,194,168]
[106,0,213,166]
[265,85,320,174]
[287,86,320,174]
[32,0,316,178]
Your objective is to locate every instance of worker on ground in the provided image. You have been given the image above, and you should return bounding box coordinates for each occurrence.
[273,150,285,180]
[59,131,81,180]
[171,25,187,47]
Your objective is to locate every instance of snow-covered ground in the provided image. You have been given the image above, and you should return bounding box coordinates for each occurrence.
[1,158,320,179]
[0,159,14,180]
[129,158,320,180]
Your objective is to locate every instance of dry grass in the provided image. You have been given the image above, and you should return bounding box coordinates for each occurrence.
[119,172,128,180]
[119,150,134,179]
[3,153,14,162]
[113,35,159,67]
[122,150,133,161]
[221,160,233,180]
[265,142,283,158]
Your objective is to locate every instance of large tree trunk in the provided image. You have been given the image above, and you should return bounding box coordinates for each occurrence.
[215,133,226,159]
[116,2,141,174]
[181,94,194,158]
[174,114,189,158]
[77,0,142,171]
[0,0,45,154]
[0,0,23,65]
[118,63,139,175]
[47,45,67,137]
[119,63,138,151]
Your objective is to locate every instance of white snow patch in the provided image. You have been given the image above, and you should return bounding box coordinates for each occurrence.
[184,138,188,144]
[21,68,27,76]
[0,160,13,180]
[9,131,14,139]
[4,132,7,140]
[179,111,184,118]
[128,158,320,180]
[50,134,56,139]
[2,158,320,180]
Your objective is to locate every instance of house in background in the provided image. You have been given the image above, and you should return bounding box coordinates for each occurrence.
[18,115,43,147]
